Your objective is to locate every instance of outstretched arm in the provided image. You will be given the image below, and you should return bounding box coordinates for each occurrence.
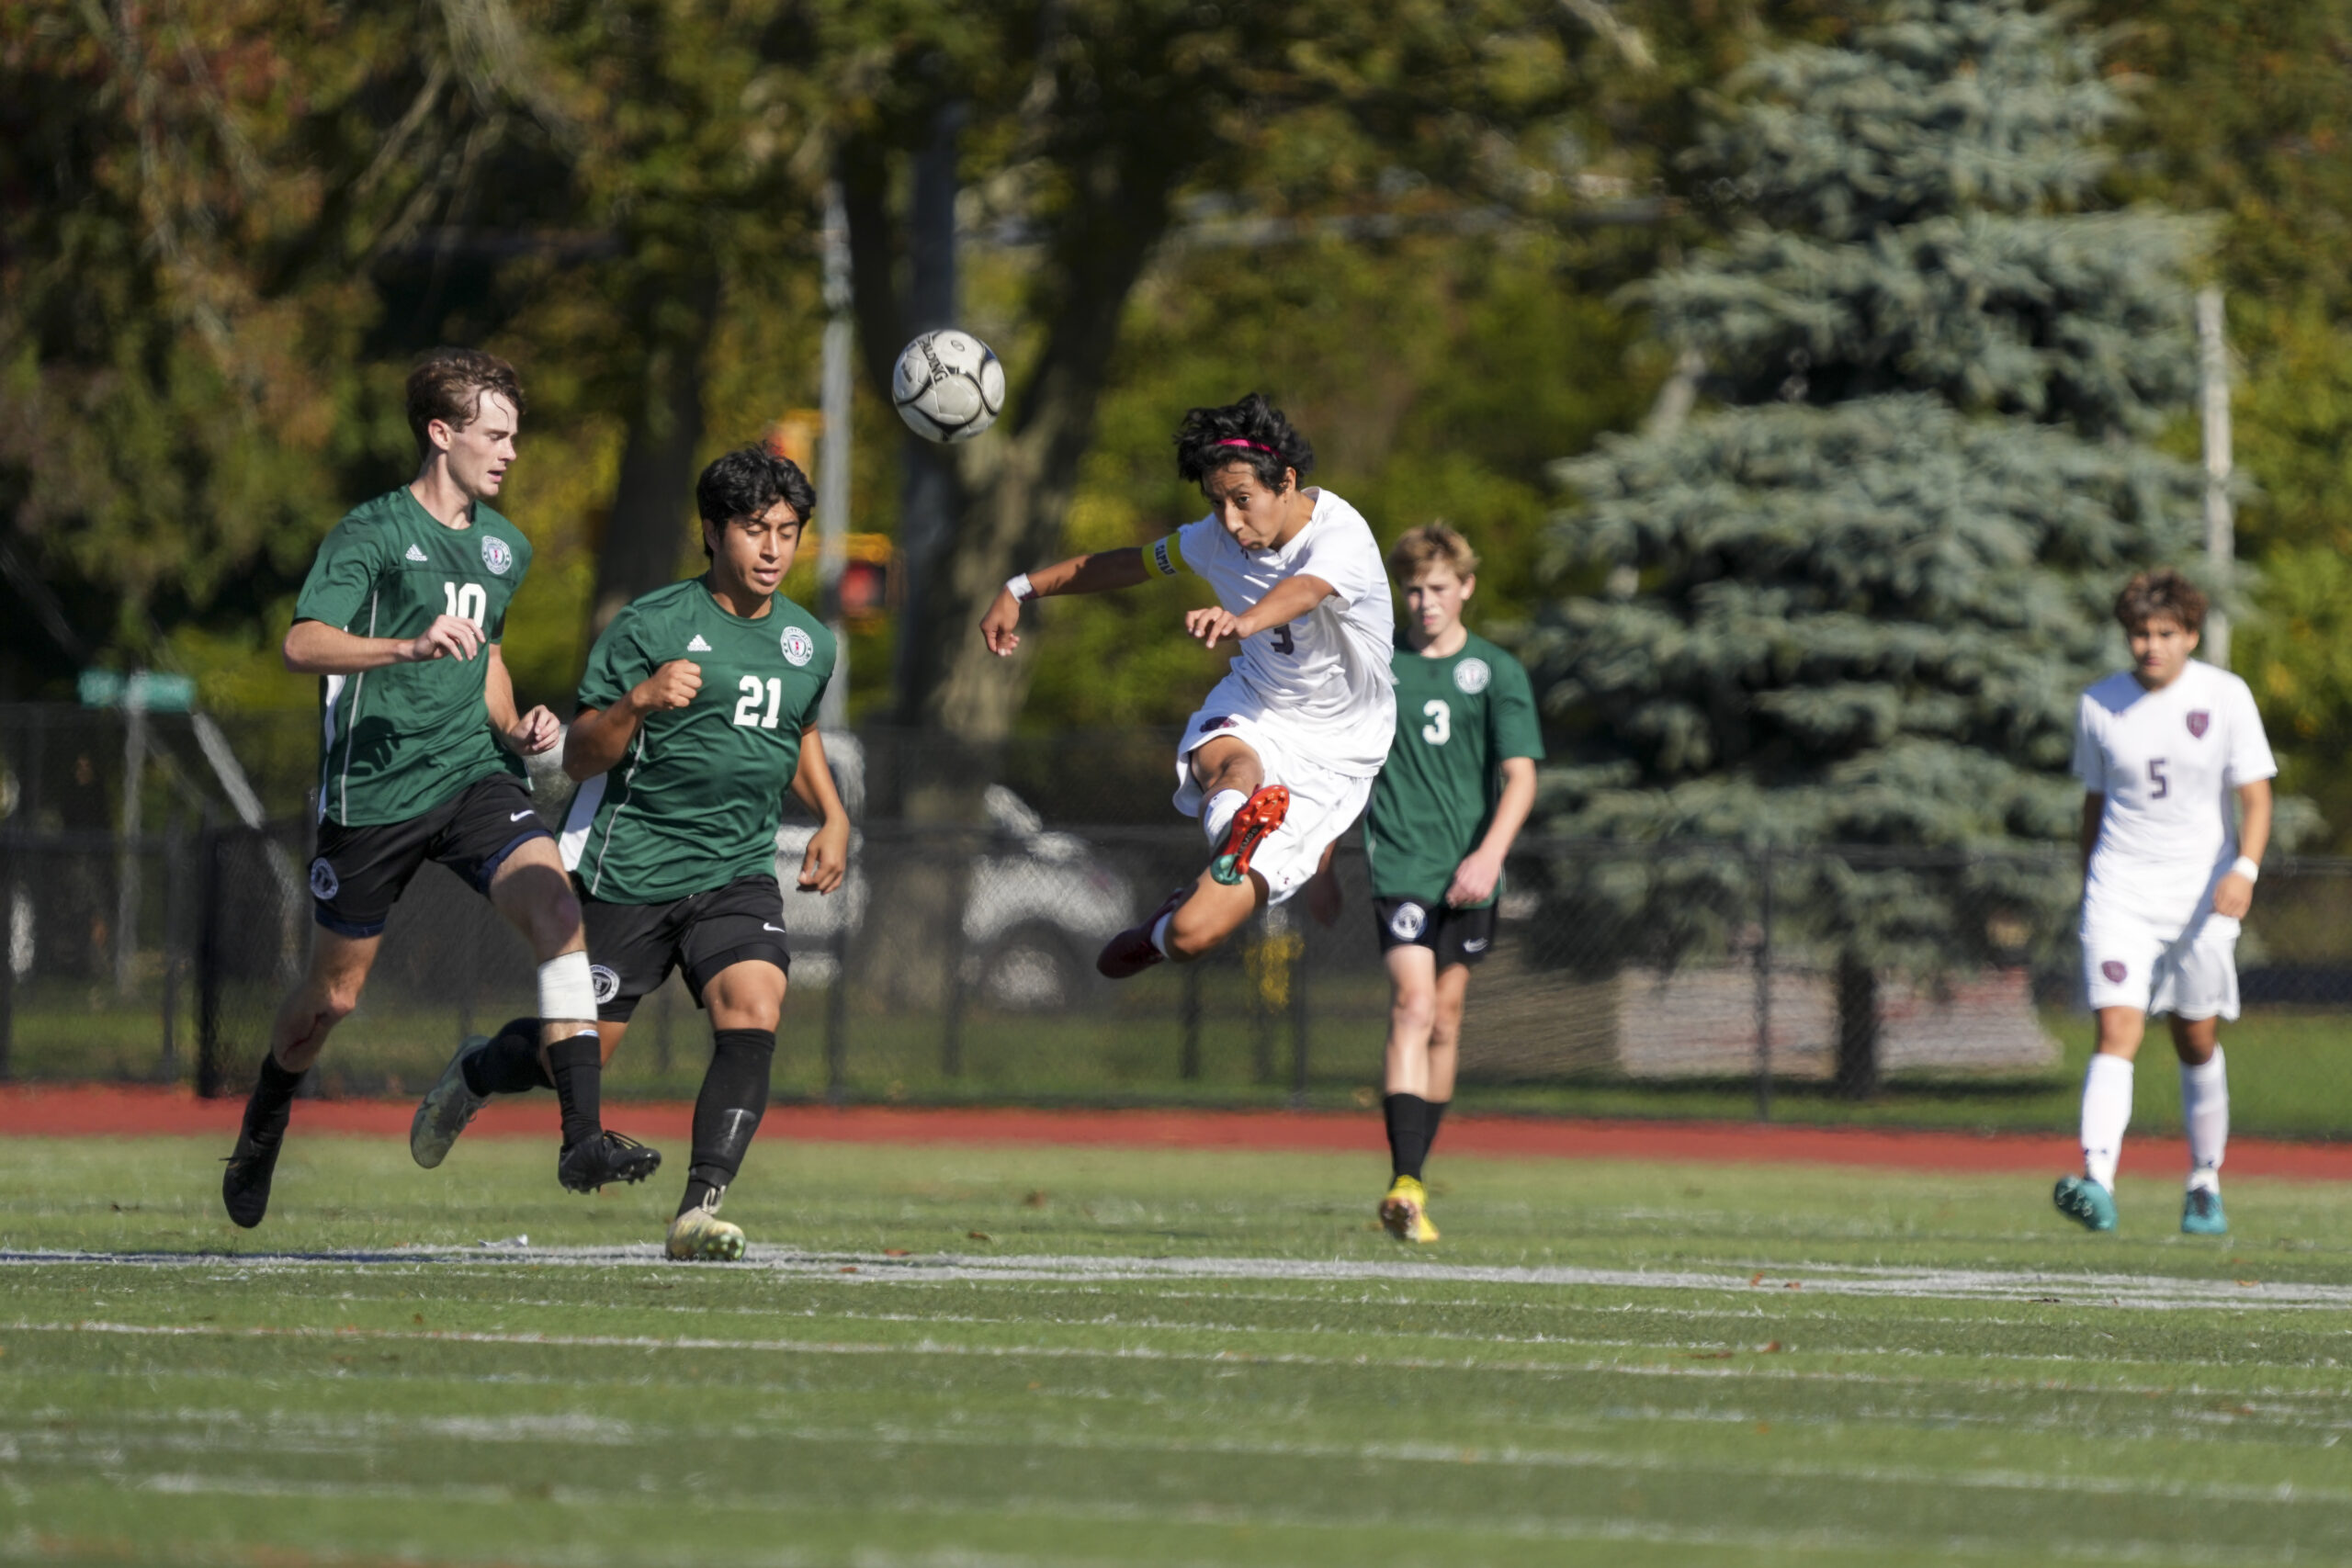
[1184,573,1335,649]
[979,547,1152,656]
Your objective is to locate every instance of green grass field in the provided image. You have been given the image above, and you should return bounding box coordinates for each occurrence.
[3,1136,2350,1565]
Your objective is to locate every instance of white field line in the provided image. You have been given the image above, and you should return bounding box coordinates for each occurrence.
[17,1465,2332,1565]
[11,1410,2352,1510]
[6,1245,2352,1311]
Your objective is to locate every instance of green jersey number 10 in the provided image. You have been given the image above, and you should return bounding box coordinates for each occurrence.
[442,581,487,627]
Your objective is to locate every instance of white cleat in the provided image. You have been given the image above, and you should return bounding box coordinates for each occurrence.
[410,1036,491,1169]
[666,1208,747,1261]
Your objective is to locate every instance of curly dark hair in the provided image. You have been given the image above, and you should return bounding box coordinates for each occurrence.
[1173,393,1314,491]
[695,445,817,557]
[406,348,525,457]
[2114,568,2208,637]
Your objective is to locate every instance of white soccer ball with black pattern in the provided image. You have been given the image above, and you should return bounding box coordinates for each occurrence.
[892,329,1006,444]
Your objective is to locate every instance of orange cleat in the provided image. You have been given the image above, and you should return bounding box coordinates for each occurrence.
[1209,784,1289,886]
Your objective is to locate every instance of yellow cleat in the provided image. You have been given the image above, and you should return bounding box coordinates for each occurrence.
[1379,1176,1440,1244]
[664,1207,747,1261]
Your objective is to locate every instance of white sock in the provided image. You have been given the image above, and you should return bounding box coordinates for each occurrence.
[2182,1046,2227,1186]
[1202,788,1247,844]
[1148,912,1175,957]
[2080,1053,2133,1190]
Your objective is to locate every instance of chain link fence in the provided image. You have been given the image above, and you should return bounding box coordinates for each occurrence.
[6,707,2348,1134]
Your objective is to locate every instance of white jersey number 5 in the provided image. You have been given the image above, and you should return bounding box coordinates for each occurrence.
[1421,699,1451,746]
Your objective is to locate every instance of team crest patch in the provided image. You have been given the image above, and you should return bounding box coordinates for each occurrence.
[2188,710,2211,739]
[1453,658,1491,695]
[1199,716,1239,735]
[307,858,339,902]
[590,964,621,1005]
[2100,960,2127,985]
[480,536,513,576]
[780,626,815,667]
[1388,902,1429,942]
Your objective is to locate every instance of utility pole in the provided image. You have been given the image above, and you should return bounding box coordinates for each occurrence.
[2198,286,2233,668]
[819,181,854,729]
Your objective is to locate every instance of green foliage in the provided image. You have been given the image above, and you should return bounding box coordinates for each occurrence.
[2090,0,2352,841]
[1536,0,2202,855]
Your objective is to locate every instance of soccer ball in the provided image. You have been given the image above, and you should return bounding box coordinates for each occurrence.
[892,329,1006,444]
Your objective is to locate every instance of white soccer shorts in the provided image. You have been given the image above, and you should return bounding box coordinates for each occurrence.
[1171,703,1374,907]
[2080,903,2241,1021]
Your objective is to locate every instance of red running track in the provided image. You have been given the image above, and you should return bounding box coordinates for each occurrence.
[4,1085,2351,1179]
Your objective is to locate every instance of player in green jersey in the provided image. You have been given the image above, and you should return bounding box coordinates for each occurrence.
[224,349,655,1230]
[410,445,850,1260]
[1312,525,1542,1242]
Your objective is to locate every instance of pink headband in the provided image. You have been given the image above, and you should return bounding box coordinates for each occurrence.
[1217,438,1276,454]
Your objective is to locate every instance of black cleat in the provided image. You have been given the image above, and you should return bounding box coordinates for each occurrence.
[558,1130,662,1193]
[220,1130,285,1229]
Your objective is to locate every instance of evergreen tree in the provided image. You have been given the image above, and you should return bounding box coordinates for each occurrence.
[1531,0,2206,1094]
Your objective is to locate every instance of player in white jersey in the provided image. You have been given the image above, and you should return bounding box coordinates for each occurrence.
[979,393,1396,976]
[2055,570,2274,1235]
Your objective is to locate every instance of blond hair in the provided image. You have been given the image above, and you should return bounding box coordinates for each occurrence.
[1388,522,1479,582]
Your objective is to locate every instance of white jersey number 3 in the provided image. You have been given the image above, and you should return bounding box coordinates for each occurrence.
[732,675,785,730]
[441,581,487,627]
[1421,699,1451,746]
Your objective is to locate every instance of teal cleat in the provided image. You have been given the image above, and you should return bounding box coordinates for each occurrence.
[2181,1186,2228,1235]
[2052,1174,2118,1232]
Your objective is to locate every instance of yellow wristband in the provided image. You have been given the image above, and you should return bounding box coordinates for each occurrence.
[1148,536,1181,578]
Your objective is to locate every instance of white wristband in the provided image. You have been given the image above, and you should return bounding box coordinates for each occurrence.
[1006,573,1035,604]
[2232,855,2260,884]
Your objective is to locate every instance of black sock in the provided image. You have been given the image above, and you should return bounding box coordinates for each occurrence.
[1425,1099,1448,1158]
[463,1017,555,1096]
[546,1034,605,1149]
[1384,1092,1432,1181]
[679,1027,775,1217]
[243,1053,305,1145]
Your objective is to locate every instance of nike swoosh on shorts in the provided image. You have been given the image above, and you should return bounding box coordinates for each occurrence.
[510,809,537,821]
[763,923,786,932]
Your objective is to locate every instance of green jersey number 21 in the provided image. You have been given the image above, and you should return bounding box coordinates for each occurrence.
[733,674,786,730]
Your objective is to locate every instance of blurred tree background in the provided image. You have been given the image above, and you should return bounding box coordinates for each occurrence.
[3,0,2350,837]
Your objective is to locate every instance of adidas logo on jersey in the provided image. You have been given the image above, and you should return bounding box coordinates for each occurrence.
[687,635,712,652]
[405,544,427,562]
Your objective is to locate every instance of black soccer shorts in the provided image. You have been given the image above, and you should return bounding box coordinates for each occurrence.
[1373,896,1498,970]
[578,874,792,1022]
[308,773,550,938]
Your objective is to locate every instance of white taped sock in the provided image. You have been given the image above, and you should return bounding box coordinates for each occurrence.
[2182,1046,2228,1183]
[2080,1052,2133,1190]
[1202,788,1247,845]
[1148,912,1175,958]
[537,951,597,1023]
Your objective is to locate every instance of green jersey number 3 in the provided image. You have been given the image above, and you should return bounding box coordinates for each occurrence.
[733,674,786,730]
[1421,698,1450,746]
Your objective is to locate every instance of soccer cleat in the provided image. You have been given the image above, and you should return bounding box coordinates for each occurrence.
[558,1130,662,1193]
[1097,885,1191,979]
[220,1128,286,1230]
[410,1035,492,1169]
[2052,1174,2119,1233]
[1379,1175,1440,1244]
[2181,1185,2228,1235]
[1209,784,1289,886]
[666,1207,747,1261]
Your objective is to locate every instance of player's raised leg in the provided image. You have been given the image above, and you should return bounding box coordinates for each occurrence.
[223,930,379,1229]
[488,838,661,1191]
